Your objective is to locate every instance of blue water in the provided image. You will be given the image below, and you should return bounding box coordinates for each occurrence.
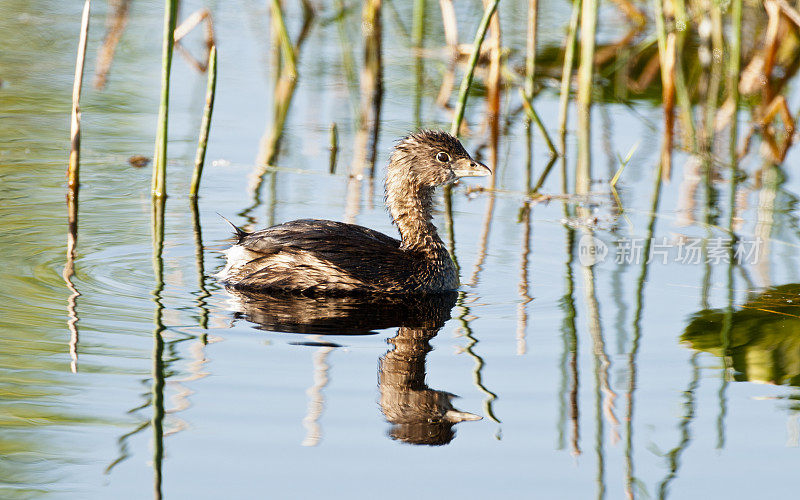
[1,1,799,498]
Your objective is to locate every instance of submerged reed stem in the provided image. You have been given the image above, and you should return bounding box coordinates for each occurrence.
[190,45,217,198]
[69,0,91,192]
[152,0,178,198]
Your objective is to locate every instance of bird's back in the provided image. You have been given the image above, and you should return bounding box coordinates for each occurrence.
[218,219,455,294]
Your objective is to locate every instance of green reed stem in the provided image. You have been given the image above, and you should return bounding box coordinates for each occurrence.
[190,45,217,198]
[69,0,91,192]
[558,0,581,193]
[152,0,178,198]
[575,0,598,195]
[702,3,723,148]
[257,0,310,167]
[728,0,742,153]
[728,0,741,170]
[650,0,668,68]
[450,0,501,136]
[525,120,533,191]
[674,33,696,149]
[329,122,339,174]
[525,0,539,100]
[558,0,581,137]
[519,87,558,156]
[412,0,425,48]
[727,0,742,231]
[270,0,297,77]
[443,0,499,250]
[412,0,425,126]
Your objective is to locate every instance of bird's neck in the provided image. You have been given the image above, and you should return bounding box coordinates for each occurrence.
[385,180,445,254]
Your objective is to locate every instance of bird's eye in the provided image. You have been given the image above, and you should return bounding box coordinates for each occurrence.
[436,152,451,162]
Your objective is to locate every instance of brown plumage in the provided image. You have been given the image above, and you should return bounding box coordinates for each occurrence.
[218,130,490,294]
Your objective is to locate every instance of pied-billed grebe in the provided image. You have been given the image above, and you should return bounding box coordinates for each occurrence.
[218,130,490,294]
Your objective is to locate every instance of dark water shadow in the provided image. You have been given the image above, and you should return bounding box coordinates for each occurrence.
[226,289,482,445]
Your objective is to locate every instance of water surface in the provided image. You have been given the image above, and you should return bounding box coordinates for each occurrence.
[1,1,800,498]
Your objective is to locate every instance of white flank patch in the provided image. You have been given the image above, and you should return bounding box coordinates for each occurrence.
[217,245,257,280]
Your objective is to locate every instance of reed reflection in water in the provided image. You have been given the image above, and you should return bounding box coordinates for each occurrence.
[225,288,481,445]
[7,0,800,496]
[683,283,800,388]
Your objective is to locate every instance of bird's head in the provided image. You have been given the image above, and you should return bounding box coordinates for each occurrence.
[387,130,491,188]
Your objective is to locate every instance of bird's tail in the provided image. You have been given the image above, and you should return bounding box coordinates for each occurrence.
[217,213,249,243]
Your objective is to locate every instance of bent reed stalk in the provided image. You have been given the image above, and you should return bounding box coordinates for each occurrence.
[450,0,501,136]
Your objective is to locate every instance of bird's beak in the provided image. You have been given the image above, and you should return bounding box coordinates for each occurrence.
[452,157,491,178]
[443,409,483,423]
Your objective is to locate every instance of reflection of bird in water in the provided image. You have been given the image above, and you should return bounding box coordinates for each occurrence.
[380,325,481,446]
[682,283,800,387]
[225,288,459,335]
[218,131,490,294]
[225,288,481,444]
